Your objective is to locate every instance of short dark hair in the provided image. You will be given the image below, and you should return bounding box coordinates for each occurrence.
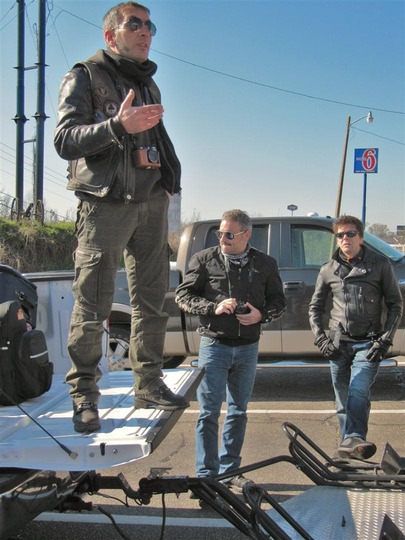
[221,209,252,232]
[333,215,364,237]
[103,2,150,32]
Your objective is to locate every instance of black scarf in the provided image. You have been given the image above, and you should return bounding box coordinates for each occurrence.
[92,49,158,85]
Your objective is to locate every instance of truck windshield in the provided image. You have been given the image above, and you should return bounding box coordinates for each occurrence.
[364,232,404,263]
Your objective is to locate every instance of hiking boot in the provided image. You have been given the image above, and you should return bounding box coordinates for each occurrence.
[337,437,377,460]
[222,474,253,493]
[134,383,189,411]
[73,402,100,433]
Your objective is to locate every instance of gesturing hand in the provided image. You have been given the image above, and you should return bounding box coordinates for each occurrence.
[118,89,164,134]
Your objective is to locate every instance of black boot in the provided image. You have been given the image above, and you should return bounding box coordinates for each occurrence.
[135,384,189,410]
[73,402,100,433]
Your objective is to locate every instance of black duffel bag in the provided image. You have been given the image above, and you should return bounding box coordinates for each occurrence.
[0,300,53,406]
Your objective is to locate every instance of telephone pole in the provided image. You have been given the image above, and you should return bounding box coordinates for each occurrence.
[13,0,27,217]
[13,0,47,220]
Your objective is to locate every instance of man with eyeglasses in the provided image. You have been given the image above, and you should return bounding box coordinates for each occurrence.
[54,2,187,433]
[175,210,286,496]
[309,215,402,460]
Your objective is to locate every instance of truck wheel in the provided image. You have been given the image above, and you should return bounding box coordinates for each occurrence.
[108,326,131,371]
[108,325,185,370]
[162,356,186,369]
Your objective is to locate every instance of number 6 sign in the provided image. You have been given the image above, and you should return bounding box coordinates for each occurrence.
[354,148,379,173]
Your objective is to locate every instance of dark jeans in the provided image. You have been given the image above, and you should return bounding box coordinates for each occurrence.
[67,185,170,403]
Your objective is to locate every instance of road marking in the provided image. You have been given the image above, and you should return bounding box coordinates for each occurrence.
[184,409,405,414]
[37,512,234,528]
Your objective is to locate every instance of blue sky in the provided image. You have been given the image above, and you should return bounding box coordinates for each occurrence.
[0,0,404,231]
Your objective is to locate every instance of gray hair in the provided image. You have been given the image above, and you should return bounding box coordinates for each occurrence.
[221,209,252,232]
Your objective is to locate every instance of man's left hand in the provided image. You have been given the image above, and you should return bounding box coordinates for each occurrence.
[236,303,262,326]
[366,338,392,363]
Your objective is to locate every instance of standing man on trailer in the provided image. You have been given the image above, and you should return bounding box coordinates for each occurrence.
[55,2,188,433]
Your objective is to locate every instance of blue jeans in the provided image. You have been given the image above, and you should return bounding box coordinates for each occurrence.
[329,340,379,441]
[196,336,259,477]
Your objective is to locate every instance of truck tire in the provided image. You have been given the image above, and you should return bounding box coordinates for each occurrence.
[108,326,131,371]
[107,325,185,371]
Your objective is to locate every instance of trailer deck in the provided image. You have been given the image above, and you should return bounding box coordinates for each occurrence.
[0,368,201,471]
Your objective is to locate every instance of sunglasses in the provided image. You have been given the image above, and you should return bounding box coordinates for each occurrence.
[335,230,359,239]
[215,230,246,240]
[120,16,157,36]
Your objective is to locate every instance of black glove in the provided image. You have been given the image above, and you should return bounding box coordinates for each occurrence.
[366,338,392,363]
[315,335,340,360]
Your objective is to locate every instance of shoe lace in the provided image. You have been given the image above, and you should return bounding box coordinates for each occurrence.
[76,402,97,412]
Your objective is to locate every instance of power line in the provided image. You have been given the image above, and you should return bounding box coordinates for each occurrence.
[152,50,405,116]
[51,5,101,30]
[0,0,35,31]
[351,126,405,146]
[51,4,405,117]
[1,141,65,177]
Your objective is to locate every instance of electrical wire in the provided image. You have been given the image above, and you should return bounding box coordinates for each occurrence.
[51,3,405,116]
[152,49,405,116]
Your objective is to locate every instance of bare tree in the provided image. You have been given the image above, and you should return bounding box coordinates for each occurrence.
[367,223,394,239]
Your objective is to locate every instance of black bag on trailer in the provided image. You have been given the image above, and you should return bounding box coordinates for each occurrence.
[0,300,53,406]
[15,329,53,401]
[0,265,38,329]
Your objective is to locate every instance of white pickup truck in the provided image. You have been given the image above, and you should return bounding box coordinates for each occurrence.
[0,268,202,538]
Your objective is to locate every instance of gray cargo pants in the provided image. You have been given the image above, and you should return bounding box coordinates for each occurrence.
[67,185,170,404]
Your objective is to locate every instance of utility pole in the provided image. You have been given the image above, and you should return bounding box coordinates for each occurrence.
[33,0,48,212]
[13,0,28,218]
[13,0,47,221]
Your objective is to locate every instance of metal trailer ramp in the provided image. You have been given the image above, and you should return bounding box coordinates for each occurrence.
[265,485,405,539]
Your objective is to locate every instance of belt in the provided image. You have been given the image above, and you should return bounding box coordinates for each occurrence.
[339,334,372,342]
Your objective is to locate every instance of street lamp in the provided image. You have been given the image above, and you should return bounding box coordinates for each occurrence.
[335,111,373,217]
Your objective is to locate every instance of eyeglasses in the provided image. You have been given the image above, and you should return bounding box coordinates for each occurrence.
[335,230,359,240]
[118,16,157,36]
[215,230,246,240]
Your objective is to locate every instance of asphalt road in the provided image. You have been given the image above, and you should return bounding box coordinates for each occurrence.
[14,362,405,540]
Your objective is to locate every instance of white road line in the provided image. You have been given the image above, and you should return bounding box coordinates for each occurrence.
[184,409,405,414]
[37,512,234,528]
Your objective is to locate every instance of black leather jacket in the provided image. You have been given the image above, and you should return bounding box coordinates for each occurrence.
[54,49,181,202]
[309,246,403,344]
[175,246,287,344]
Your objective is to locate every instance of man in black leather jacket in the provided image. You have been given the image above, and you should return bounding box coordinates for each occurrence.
[175,210,286,493]
[54,2,188,433]
[309,215,402,459]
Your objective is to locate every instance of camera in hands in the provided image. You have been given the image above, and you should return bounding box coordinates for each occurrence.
[234,301,250,315]
[133,146,161,169]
